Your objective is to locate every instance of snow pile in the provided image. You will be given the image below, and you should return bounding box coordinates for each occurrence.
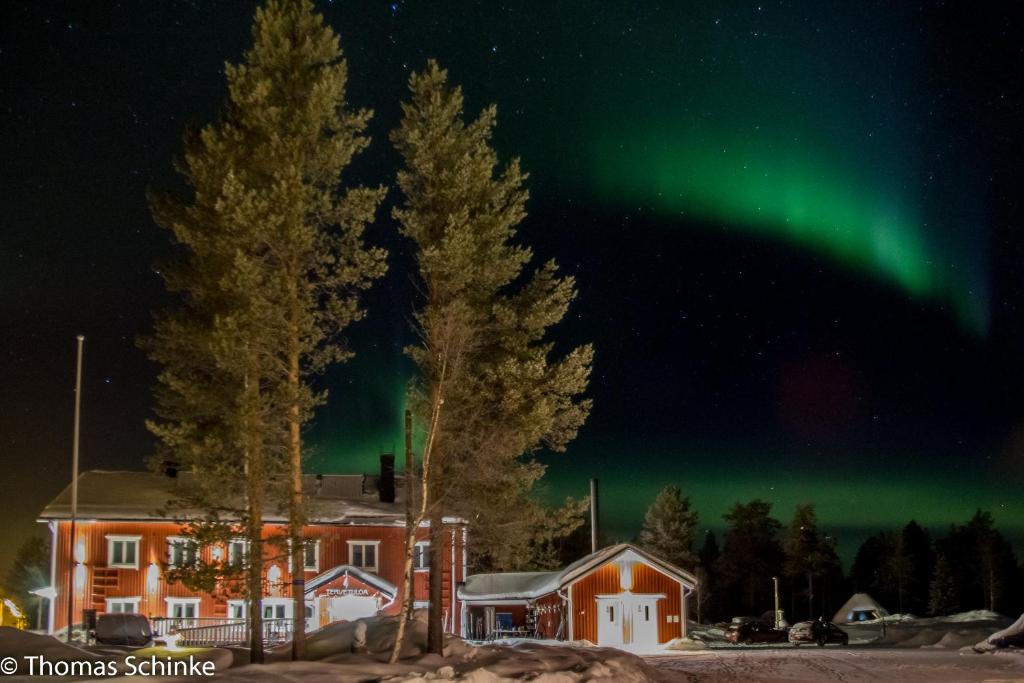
[246,611,666,681]
[972,612,1024,653]
[843,610,1013,650]
[0,626,104,663]
[196,642,668,681]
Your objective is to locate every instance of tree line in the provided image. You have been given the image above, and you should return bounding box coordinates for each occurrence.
[140,0,591,663]
[636,486,1024,624]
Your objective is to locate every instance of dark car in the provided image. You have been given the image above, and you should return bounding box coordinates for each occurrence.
[725,620,787,644]
[93,613,152,646]
[788,619,849,646]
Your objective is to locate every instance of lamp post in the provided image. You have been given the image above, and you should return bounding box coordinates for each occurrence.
[30,587,57,632]
[66,335,84,642]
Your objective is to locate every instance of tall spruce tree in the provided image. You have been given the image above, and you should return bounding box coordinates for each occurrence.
[928,553,960,616]
[638,485,699,569]
[716,500,783,615]
[146,0,385,660]
[782,504,840,620]
[389,60,593,657]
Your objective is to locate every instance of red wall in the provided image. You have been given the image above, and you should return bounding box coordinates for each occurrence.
[49,519,465,634]
[568,560,683,643]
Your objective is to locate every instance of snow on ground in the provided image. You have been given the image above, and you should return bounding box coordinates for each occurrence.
[645,647,1024,682]
[842,610,1013,649]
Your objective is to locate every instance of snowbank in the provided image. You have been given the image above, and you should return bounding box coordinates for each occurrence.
[843,610,1013,649]
[192,643,668,682]
[247,610,667,681]
[0,626,104,662]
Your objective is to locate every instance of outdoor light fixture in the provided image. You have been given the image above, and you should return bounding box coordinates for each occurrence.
[618,559,633,591]
[74,563,86,591]
[146,563,160,593]
[74,540,86,564]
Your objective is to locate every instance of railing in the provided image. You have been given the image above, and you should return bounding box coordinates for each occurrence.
[152,617,294,647]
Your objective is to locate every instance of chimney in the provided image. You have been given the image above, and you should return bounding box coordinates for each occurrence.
[379,453,396,503]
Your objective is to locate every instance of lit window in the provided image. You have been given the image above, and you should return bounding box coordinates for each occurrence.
[303,540,320,572]
[106,597,140,614]
[413,542,430,571]
[166,598,200,620]
[106,535,141,569]
[167,536,199,568]
[348,541,379,573]
[227,539,247,567]
[227,600,246,619]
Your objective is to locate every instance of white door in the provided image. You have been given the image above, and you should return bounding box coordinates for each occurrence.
[305,600,318,633]
[631,598,659,646]
[596,598,624,645]
[328,595,378,622]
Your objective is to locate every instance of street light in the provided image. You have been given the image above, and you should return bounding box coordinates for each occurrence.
[30,588,56,632]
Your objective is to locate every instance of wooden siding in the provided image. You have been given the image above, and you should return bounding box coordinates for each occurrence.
[534,592,563,639]
[569,559,683,644]
[50,519,466,634]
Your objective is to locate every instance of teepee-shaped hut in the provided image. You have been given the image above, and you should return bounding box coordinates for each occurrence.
[833,593,890,623]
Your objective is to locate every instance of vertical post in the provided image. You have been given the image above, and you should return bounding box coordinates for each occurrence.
[66,334,84,642]
[772,576,780,629]
[589,478,599,554]
[404,410,414,520]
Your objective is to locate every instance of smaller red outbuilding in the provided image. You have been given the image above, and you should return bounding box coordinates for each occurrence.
[458,543,697,650]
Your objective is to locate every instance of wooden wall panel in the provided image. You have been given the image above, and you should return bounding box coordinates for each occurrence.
[50,519,466,634]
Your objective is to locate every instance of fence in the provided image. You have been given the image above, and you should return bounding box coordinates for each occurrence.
[152,617,293,647]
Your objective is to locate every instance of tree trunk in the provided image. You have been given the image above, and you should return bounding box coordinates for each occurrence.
[807,573,813,620]
[390,410,418,664]
[428,486,444,654]
[288,336,305,660]
[392,362,446,662]
[246,501,265,664]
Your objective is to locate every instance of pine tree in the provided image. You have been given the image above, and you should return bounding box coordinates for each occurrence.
[695,531,719,623]
[3,537,49,630]
[389,60,593,657]
[716,500,783,616]
[928,553,959,616]
[638,485,699,569]
[146,0,385,661]
[782,504,839,620]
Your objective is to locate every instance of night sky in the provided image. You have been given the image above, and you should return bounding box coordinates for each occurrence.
[2,1,1023,572]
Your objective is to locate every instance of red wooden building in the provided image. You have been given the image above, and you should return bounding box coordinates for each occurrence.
[459,544,696,649]
[38,461,467,639]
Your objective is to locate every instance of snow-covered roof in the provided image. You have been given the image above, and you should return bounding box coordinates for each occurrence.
[305,565,397,598]
[459,543,698,602]
[459,571,561,600]
[37,470,414,524]
[559,543,699,588]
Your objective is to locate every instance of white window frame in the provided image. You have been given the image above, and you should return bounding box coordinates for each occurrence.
[165,597,201,619]
[261,597,292,620]
[227,538,248,567]
[413,541,430,572]
[105,597,141,614]
[106,535,141,569]
[166,535,199,568]
[347,540,381,573]
[226,599,247,620]
[303,539,320,572]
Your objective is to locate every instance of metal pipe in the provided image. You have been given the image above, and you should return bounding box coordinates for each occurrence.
[589,478,599,553]
[66,334,84,641]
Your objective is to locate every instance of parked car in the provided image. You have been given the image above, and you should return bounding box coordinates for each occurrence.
[789,619,849,646]
[725,620,787,644]
[93,613,152,646]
